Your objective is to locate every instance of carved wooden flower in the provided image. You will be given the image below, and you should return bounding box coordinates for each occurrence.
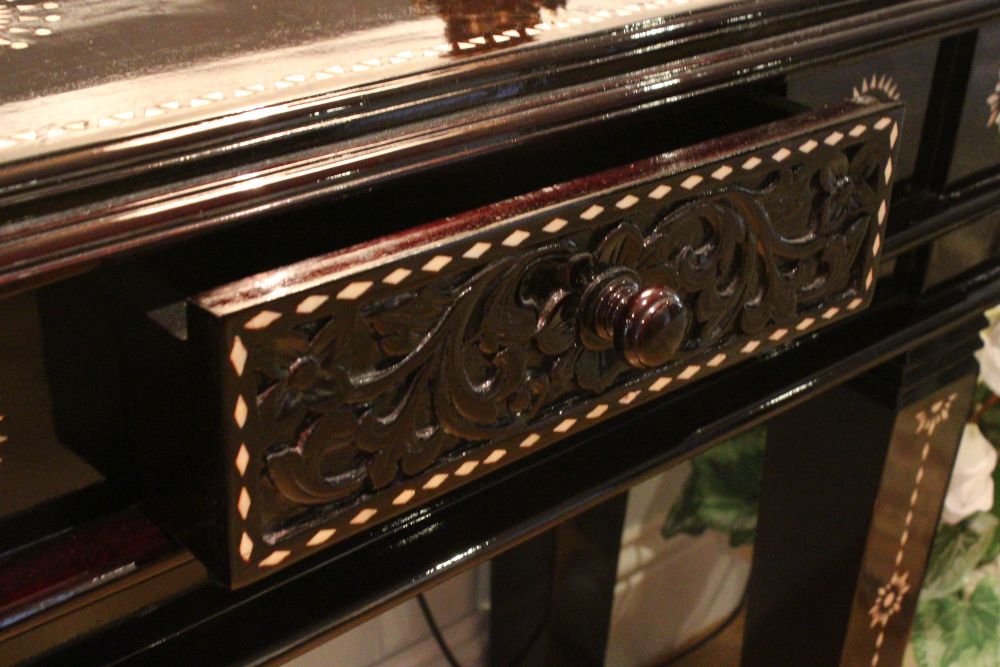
[255,319,349,421]
[256,319,368,505]
[816,150,879,234]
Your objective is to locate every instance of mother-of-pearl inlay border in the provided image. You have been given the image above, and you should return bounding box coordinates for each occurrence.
[0,0,60,51]
[224,113,898,574]
[867,393,958,667]
[0,0,722,152]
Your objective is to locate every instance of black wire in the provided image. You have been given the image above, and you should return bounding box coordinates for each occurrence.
[418,584,744,667]
[417,592,464,667]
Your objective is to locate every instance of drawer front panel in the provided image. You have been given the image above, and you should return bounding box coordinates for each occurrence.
[190,100,902,585]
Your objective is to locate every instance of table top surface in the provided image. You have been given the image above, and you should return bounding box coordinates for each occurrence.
[0,0,729,164]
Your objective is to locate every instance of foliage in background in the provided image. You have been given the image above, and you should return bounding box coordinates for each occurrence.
[661,426,766,547]
[912,307,1000,666]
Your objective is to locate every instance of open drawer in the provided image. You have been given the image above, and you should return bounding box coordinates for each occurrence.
[100,98,902,587]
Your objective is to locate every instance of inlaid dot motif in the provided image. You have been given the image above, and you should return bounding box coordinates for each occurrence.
[680,175,703,190]
[484,449,507,464]
[423,473,449,490]
[383,267,413,284]
[587,404,609,418]
[615,194,640,209]
[648,184,671,199]
[502,230,531,246]
[554,418,577,433]
[422,256,453,272]
[542,218,568,233]
[259,551,291,567]
[307,529,336,546]
[244,310,282,330]
[393,489,416,505]
[520,434,541,448]
[229,337,248,376]
[649,377,672,391]
[296,294,329,314]
[337,281,373,299]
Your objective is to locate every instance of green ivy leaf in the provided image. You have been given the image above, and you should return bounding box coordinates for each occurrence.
[914,578,1000,667]
[661,426,765,547]
[923,513,999,600]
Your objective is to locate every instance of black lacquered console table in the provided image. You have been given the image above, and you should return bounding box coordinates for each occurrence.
[1,0,1000,664]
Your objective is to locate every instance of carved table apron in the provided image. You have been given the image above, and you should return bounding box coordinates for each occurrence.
[125,98,903,587]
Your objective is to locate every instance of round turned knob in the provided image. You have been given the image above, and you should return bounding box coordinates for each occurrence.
[585,273,688,368]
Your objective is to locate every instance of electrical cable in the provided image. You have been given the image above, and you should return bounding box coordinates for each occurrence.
[417,592,464,667]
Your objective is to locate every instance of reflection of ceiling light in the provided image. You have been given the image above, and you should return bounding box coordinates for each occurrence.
[852,73,902,102]
[0,0,61,50]
[987,68,1000,132]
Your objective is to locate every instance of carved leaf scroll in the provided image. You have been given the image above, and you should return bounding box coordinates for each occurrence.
[251,133,887,532]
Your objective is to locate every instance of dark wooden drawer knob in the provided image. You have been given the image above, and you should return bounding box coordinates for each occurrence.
[583,270,687,368]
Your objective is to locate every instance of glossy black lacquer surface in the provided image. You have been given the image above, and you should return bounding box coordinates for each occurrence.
[1,0,999,293]
[1,0,1000,664]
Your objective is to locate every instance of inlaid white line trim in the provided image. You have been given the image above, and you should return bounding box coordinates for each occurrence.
[350,508,378,525]
[259,550,291,567]
[680,175,703,190]
[824,131,844,146]
[543,218,568,233]
[678,365,700,380]
[455,461,480,476]
[296,294,329,314]
[587,404,609,418]
[484,449,507,464]
[239,532,253,561]
[237,487,251,519]
[383,267,413,284]
[235,444,250,476]
[503,230,531,246]
[229,337,248,376]
[711,165,733,180]
[619,390,641,404]
[423,473,449,490]
[393,489,416,505]
[234,396,248,428]
[306,529,337,546]
[520,434,541,448]
[554,418,577,433]
[648,184,672,199]
[337,280,374,299]
[616,194,640,209]
[422,255,453,272]
[244,310,282,329]
[649,377,672,391]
